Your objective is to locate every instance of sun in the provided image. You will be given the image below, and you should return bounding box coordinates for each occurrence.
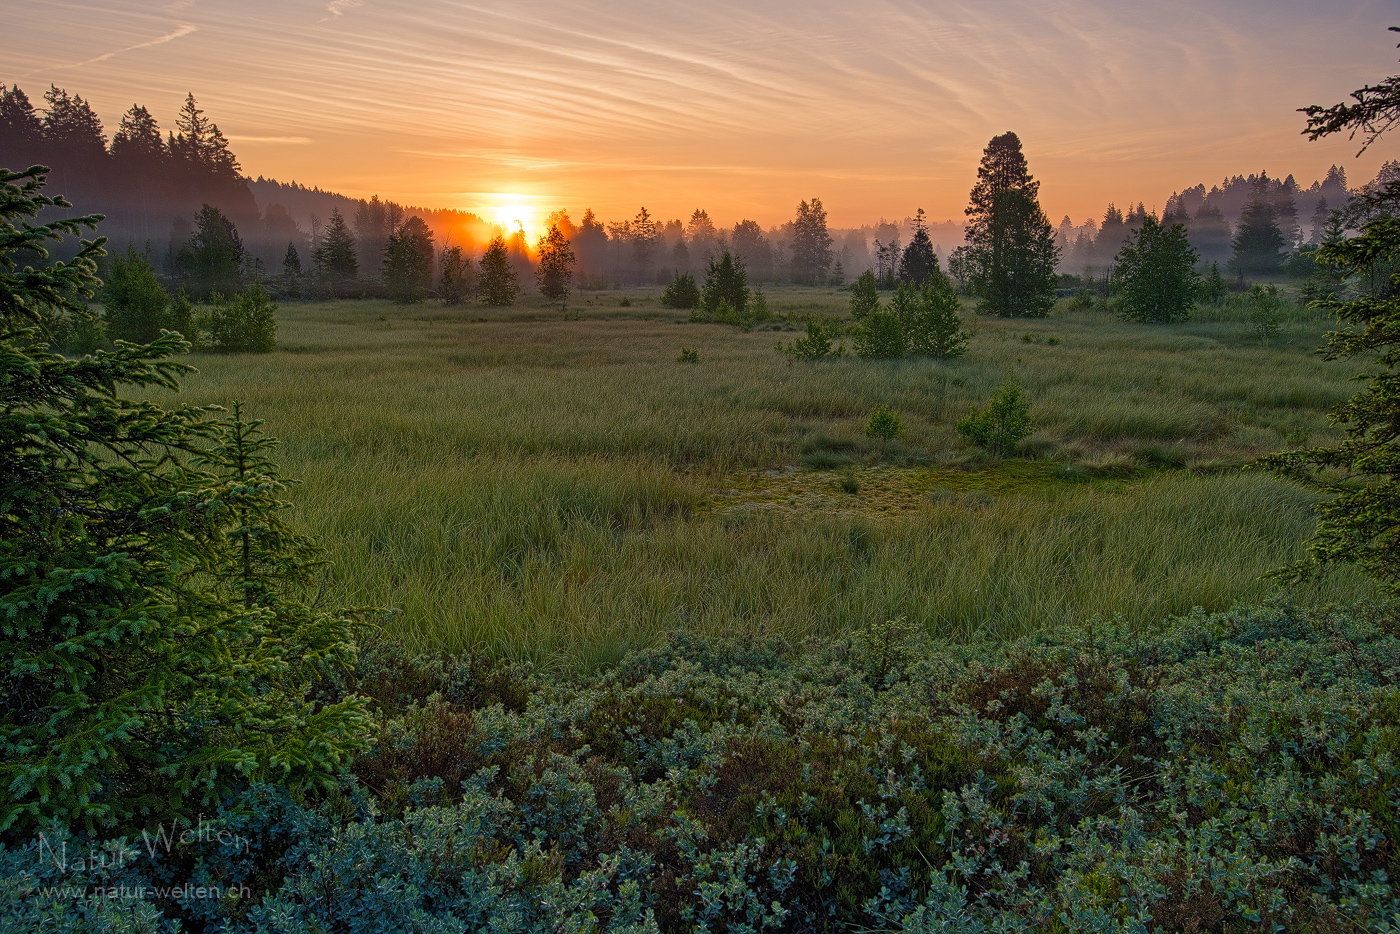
[487,197,541,239]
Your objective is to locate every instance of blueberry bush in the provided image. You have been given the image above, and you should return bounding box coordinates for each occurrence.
[5,599,1400,932]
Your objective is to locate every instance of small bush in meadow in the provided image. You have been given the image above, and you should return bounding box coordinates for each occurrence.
[782,318,843,358]
[661,272,700,309]
[209,281,277,353]
[958,376,1031,455]
[1247,282,1285,345]
[853,308,906,358]
[865,402,903,439]
[677,346,698,363]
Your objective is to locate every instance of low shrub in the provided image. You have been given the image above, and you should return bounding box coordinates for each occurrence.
[865,402,903,439]
[677,346,699,363]
[8,600,1400,931]
[209,282,277,353]
[852,308,906,358]
[782,318,843,358]
[957,376,1032,455]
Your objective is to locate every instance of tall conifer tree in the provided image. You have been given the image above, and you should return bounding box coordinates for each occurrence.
[963,132,1059,317]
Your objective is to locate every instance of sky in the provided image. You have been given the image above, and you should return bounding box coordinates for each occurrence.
[7,0,1400,235]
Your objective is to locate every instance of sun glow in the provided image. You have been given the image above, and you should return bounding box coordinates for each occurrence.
[486,197,543,240]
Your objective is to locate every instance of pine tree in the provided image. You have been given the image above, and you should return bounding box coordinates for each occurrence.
[631,206,658,276]
[898,208,939,286]
[314,207,358,283]
[0,85,44,167]
[478,235,519,305]
[790,197,833,284]
[1262,30,1400,590]
[1189,200,1233,267]
[1114,214,1200,323]
[1,167,368,835]
[354,195,390,276]
[438,245,472,305]
[535,222,577,310]
[963,132,1059,317]
[171,93,240,182]
[1309,197,1332,245]
[41,86,106,160]
[110,105,165,165]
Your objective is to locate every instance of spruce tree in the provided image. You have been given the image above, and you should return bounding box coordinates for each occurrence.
[1,166,367,835]
[1262,29,1400,590]
[104,246,173,343]
[661,272,700,309]
[898,208,939,286]
[314,207,358,283]
[438,245,472,305]
[180,203,243,298]
[1232,180,1288,277]
[701,251,749,317]
[964,132,1059,317]
[282,241,302,298]
[478,235,519,305]
[535,222,577,310]
[631,206,658,277]
[1202,262,1228,305]
[790,197,833,284]
[1114,214,1200,323]
[383,217,434,303]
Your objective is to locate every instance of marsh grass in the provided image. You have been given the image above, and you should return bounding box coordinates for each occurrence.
[144,288,1374,668]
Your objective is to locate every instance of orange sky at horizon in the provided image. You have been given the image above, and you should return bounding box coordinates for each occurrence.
[8,0,1400,237]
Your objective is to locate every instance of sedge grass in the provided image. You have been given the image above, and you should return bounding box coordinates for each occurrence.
[143,288,1375,669]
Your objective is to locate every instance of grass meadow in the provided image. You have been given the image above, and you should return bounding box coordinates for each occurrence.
[148,286,1375,669]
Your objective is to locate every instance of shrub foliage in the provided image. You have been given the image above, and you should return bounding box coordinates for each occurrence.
[8,601,1400,931]
[957,377,1032,456]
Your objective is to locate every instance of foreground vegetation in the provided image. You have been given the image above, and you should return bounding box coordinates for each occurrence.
[136,288,1373,667]
[8,600,1399,931]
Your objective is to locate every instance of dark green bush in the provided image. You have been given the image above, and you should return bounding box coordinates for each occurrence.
[209,281,277,352]
[661,271,700,309]
[103,246,180,343]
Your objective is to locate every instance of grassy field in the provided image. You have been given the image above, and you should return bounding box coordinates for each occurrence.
[146,285,1375,669]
